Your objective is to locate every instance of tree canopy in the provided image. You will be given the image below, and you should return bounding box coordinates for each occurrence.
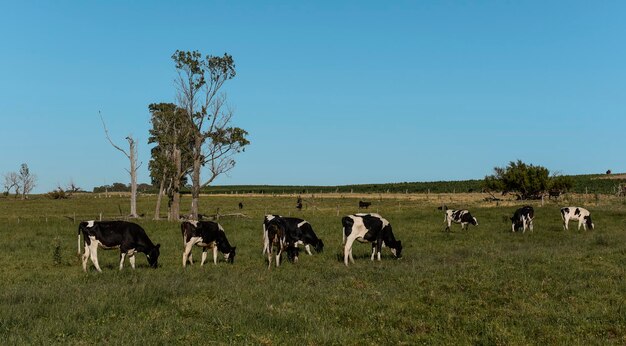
[484,160,573,199]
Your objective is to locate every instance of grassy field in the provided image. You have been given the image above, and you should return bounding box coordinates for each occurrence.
[0,193,625,344]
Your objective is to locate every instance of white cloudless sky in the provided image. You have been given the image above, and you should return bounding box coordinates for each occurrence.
[1,1,625,193]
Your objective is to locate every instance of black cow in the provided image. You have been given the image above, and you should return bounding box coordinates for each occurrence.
[238,202,244,210]
[181,220,236,267]
[342,213,402,266]
[443,208,478,231]
[511,206,534,233]
[78,220,160,272]
[358,201,372,209]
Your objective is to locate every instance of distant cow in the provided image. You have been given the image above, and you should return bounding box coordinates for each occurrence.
[238,202,244,210]
[78,220,160,272]
[444,208,478,231]
[263,215,323,257]
[342,213,402,266]
[358,201,372,209]
[561,207,594,231]
[181,220,236,267]
[296,197,303,210]
[511,206,534,233]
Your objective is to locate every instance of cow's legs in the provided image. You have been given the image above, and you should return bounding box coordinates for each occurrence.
[82,244,91,272]
[344,234,358,266]
[370,245,376,261]
[305,244,312,256]
[89,244,102,273]
[129,254,136,269]
[119,253,126,270]
[511,222,516,233]
[267,246,273,269]
[522,218,527,234]
[579,219,585,231]
[213,246,218,265]
[376,239,383,261]
[182,241,197,267]
[529,219,534,232]
[563,217,569,230]
[276,244,282,267]
[201,248,208,266]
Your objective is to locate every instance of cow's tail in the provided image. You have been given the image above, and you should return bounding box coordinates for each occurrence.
[77,226,82,255]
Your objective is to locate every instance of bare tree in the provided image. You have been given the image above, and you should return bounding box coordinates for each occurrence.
[18,164,36,200]
[172,50,250,219]
[100,112,140,218]
[3,172,20,197]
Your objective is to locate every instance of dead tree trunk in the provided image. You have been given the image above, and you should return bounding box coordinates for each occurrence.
[169,148,181,221]
[100,112,140,218]
[154,173,166,220]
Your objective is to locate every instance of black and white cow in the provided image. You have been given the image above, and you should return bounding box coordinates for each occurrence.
[181,220,236,267]
[265,217,299,269]
[78,220,160,272]
[443,209,478,231]
[342,213,402,266]
[262,214,282,255]
[511,206,534,233]
[561,207,594,231]
[262,215,323,256]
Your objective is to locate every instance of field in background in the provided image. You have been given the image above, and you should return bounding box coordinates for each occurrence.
[1,193,625,344]
[92,172,626,195]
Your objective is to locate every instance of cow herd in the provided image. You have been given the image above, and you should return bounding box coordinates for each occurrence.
[77,206,594,272]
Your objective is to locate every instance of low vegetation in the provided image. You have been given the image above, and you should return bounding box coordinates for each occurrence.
[0,193,625,344]
[89,171,626,197]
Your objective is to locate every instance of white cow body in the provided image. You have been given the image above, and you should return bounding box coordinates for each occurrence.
[561,207,594,231]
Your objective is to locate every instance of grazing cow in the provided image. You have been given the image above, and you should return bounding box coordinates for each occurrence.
[561,207,594,231]
[263,215,323,257]
[265,218,299,269]
[443,208,478,231]
[342,213,402,266]
[181,220,236,267]
[238,202,244,210]
[78,220,160,272]
[358,201,372,209]
[511,206,534,233]
[262,214,282,255]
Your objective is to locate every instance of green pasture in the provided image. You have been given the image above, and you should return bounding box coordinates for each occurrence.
[0,194,625,344]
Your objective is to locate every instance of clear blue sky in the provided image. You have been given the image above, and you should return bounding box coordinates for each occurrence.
[1,1,625,193]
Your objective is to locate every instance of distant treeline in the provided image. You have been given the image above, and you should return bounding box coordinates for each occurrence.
[92,182,155,194]
[91,174,626,195]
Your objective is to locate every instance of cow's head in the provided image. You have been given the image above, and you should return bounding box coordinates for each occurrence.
[471,217,478,226]
[286,245,299,263]
[224,247,236,264]
[314,239,324,253]
[390,240,403,259]
[146,244,160,268]
[585,216,594,230]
